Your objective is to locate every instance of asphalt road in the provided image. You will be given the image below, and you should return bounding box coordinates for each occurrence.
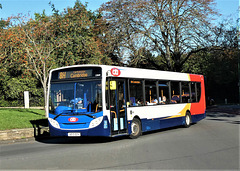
[1,113,239,170]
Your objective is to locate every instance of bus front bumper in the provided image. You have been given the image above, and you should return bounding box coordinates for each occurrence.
[48,116,111,137]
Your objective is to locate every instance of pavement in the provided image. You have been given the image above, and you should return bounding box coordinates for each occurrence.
[0,118,49,144]
[0,104,239,144]
[206,104,240,115]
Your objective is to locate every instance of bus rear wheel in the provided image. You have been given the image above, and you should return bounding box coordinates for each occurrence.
[130,118,141,139]
[184,112,191,128]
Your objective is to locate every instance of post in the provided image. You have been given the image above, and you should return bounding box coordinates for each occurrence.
[24,91,30,109]
[225,98,228,105]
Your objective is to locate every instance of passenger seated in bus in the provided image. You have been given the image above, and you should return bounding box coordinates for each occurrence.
[160,96,167,104]
[171,95,179,103]
[137,99,143,106]
[130,97,143,106]
[77,99,83,104]
[148,99,158,105]
[70,97,83,109]
[70,97,82,104]
[182,93,190,103]
[130,97,136,106]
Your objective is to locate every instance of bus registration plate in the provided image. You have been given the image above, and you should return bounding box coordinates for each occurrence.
[68,132,81,137]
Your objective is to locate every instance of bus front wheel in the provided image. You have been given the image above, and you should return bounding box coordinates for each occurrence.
[130,118,142,139]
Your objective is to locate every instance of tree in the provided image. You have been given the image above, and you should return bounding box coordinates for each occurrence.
[92,15,123,65]
[0,18,43,107]
[101,0,218,71]
[51,1,111,66]
[183,19,239,103]
[128,47,160,69]
[1,1,113,113]
[8,13,69,116]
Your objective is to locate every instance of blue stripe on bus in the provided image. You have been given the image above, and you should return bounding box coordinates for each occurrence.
[191,112,206,123]
[128,113,206,133]
[49,112,206,137]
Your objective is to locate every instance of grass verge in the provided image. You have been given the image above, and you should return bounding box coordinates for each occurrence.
[0,108,46,130]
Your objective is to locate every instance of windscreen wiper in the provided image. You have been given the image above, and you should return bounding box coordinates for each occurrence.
[54,111,96,120]
[53,110,74,120]
[54,113,63,120]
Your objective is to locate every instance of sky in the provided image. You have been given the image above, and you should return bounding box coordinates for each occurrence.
[0,0,239,22]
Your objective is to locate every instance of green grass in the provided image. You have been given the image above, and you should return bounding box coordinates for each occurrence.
[0,108,46,130]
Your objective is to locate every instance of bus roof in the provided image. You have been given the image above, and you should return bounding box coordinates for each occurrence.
[50,64,203,82]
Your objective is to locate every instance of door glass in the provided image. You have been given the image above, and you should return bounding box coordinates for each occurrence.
[110,80,127,134]
[118,81,126,131]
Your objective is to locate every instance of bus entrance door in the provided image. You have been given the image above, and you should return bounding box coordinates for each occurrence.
[110,79,128,135]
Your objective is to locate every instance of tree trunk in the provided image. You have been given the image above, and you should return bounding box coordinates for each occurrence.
[42,81,48,118]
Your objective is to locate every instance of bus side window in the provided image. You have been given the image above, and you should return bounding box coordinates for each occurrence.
[129,80,144,106]
[145,80,157,105]
[191,82,197,102]
[182,82,191,103]
[171,82,180,103]
[158,81,170,104]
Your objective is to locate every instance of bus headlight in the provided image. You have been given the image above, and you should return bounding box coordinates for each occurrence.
[89,116,103,128]
[48,118,60,128]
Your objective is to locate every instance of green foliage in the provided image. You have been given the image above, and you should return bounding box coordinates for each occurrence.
[101,0,218,71]
[0,76,43,107]
[0,0,239,109]
[128,47,160,69]
[52,1,110,66]
[0,109,45,130]
[183,49,239,103]
[0,19,9,29]
[0,1,113,108]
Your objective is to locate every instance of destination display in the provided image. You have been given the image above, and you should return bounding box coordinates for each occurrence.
[58,70,92,79]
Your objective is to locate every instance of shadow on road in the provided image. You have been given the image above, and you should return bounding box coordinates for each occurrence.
[31,125,186,145]
[35,135,129,144]
[206,105,240,125]
[30,105,240,144]
[207,105,240,116]
[29,119,129,144]
[30,119,50,139]
[206,117,240,125]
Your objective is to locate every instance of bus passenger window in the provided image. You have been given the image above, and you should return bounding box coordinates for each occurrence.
[196,83,201,102]
[182,82,191,103]
[171,82,180,103]
[158,81,170,104]
[129,80,144,106]
[191,82,197,102]
[145,80,157,105]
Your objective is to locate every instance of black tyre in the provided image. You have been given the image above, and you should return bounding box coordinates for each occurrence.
[129,118,142,139]
[184,112,191,128]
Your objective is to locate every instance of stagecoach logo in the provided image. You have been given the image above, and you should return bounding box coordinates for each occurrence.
[68,117,79,122]
[111,68,121,77]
